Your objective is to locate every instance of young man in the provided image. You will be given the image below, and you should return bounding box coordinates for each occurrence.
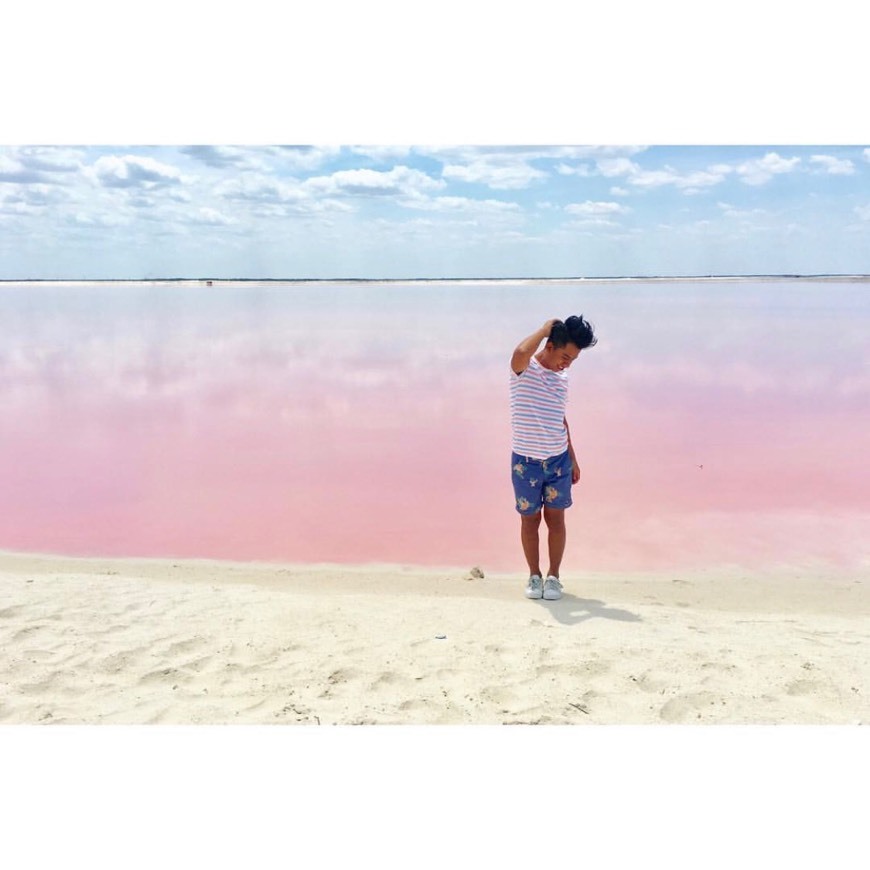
[510,316,597,600]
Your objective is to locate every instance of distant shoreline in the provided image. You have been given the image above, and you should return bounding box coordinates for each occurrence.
[2,274,869,287]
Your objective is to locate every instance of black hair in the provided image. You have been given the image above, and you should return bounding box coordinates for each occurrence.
[550,315,597,350]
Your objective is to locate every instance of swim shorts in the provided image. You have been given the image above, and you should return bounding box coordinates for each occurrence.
[510,450,573,515]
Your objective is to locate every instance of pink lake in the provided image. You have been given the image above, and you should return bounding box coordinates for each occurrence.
[1,280,867,573]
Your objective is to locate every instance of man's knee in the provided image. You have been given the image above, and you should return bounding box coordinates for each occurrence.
[543,506,566,528]
[520,511,542,528]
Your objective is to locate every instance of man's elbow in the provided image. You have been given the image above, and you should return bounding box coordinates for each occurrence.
[511,350,529,373]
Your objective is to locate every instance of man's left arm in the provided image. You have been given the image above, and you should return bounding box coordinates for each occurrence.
[565,417,580,484]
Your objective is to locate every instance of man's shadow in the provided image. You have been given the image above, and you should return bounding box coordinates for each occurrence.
[535,593,642,626]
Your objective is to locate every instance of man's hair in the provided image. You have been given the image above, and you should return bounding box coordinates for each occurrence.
[550,315,597,350]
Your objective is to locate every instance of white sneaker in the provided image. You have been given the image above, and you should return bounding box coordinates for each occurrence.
[525,574,543,599]
[543,575,563,600]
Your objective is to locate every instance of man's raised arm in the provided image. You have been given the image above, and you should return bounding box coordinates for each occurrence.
[511,318,559,375]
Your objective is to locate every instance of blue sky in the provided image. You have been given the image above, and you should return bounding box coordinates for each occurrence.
[2,145,869,279]
[4,4,869,279]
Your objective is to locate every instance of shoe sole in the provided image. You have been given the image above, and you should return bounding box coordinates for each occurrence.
[526,590,543,599]
[543,592,562,600]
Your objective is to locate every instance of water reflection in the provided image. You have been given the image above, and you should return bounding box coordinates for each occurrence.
[0,280,867,572]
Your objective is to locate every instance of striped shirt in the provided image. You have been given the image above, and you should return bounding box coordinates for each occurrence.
[510,355,569,460]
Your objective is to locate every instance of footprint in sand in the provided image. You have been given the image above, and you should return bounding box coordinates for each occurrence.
[397,698,435,714]
[659,692,721,722]
[484,644,528,667]
[20,649,56,663]
[369,671,413,692]
[162,637,210,658]
[327,667,360,685]
[535,663,570,681]
[177,655,213,676]
[699,660,738,676]
[629,670,670,693]
[11,624,51,643]
[17,676,82,699]
[785,679,826,697]
[481,684,518,706]
[93,652,137,675]
[139,667,186,687]
[570,660,611,679]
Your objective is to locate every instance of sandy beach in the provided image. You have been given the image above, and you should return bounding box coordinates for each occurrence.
[1,549,867,725]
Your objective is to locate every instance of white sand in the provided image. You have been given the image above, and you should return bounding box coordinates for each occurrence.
[0,550,867,725]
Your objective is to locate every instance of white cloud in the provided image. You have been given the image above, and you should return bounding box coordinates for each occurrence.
[596,157,639,178]
[809,154,855,175]
[401,195,520,214]
[595,158,729,192]
[680,168,733,188]
[517,146,647,161]
[217,174,307,203]
[629,168,683,188]
[248,197,355,218]
[216,172,360,217]
[86,155,186,189]
[634,166,730,190]
[11,146,84,173]
[422,145,643,165]
[295,198,355,215]
[568,218,619,226]
[1,148,86,186]
[863,148,870,163]
[191,207,238,226]
[0,154,46,184]
[71,211,131,228]
[0,199,39,216]
[556,163,592,176]
[0,183,71,208]
[717,202,768,220]
[442,159,546,190]
[265,146,342,170]
[735,152,801,185]
[420,146,646,190]
[565,201,629,216]
[681,218,716,237]
[305,166,444,198]
[247,203,292,218]
[561,146,648,158]
[348,146,413,162]
[181,146,267,171]
[561,218,620,233]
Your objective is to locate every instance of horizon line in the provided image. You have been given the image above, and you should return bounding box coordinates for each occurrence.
[2,273,870,284]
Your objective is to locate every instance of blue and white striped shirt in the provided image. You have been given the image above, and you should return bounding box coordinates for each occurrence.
[509,356,569,460]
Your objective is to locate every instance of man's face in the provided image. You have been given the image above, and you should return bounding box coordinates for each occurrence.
[541,341,581,372]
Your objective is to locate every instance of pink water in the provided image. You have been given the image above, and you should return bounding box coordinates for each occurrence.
[1,280,867,573]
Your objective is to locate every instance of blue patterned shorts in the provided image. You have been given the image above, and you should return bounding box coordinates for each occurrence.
[511,450,573,515]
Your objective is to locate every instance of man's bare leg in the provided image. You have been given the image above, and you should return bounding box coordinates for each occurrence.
[520,511,542,576]
[543,506,566,578]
